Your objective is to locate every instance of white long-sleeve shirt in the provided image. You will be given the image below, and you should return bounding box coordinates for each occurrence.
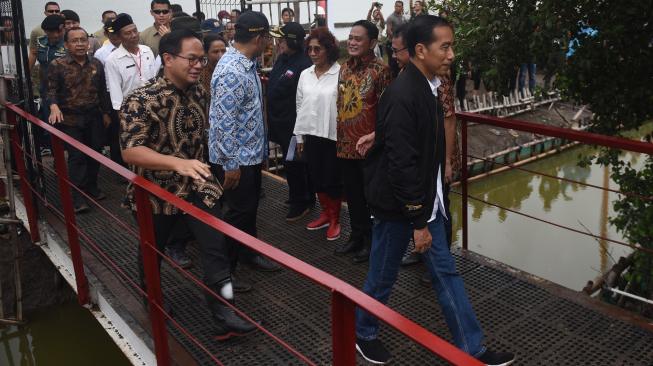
[93,42,118,65]
[104,44,160,110]
[293,62,341,143]
[427,76,447,222]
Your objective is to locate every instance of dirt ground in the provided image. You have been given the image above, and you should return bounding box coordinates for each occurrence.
[466,101,592,158]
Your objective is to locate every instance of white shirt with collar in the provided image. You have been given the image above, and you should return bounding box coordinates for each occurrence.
[104,44,161,110]
[293,62,341,143]
[427,76,447,222]
[94,42,119,65]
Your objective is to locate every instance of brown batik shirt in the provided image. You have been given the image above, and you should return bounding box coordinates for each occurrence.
[336,51,391,159]
[120,77,223,215]
[437,75,461,175]
[47,54,111,126]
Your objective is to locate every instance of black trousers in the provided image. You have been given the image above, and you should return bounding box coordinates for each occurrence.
[271,125,312,207]
[37,101,52,151]
[211,164,262,266]
[455,74,468,111]
[339,158,372,242]
[137,192,232,287]
[107,110,125,167]
[305,135,342,198]
[57,112,103,205]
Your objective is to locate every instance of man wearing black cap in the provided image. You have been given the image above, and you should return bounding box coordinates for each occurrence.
[61,9,102,56]
[28,1,61,71]
[94,19,121,66]
[35,14,66,156]
[93,10,117,44]
[209,11,281,273]
[267,22,314,221]
[104,13,160,112]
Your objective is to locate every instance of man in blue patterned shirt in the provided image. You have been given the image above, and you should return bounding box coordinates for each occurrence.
[209,11,281,273]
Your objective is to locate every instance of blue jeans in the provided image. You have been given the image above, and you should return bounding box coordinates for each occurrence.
[355,213,485,356]
[519,63,536,93]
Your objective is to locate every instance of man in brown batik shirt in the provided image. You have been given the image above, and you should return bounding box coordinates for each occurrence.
[120,29,256,340]
[47,26,111,213]
[334,20,391,263]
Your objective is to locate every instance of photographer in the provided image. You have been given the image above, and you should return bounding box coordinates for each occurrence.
[367,2,386,59]
[385,1,409,76]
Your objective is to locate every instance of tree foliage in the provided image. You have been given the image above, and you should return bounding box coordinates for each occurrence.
[427,0,653,310]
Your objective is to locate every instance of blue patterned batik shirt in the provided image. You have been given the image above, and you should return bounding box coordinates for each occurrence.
[209,47,265,171]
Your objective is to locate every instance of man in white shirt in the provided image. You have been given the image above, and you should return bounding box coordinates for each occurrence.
[104,13,160,111]
[104,14,159,166]
[94,19,121,65]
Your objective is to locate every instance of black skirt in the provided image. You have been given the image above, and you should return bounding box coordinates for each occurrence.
[304,135,343,198]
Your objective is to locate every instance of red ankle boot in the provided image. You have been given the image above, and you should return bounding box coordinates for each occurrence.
[306,193,330,230]
[326,197,342,241]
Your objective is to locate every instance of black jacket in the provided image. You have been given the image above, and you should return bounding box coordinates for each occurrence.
[364,62,445,229]
[266,51,312,144]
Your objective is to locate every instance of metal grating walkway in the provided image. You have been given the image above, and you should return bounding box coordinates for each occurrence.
[35,160,653,366]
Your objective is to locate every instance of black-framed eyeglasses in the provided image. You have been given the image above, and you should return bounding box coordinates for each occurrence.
[46,9,60,14]
[307,45,323,53]
[152,9,170,15]
[172,54,208,67]
[392,47,407,53]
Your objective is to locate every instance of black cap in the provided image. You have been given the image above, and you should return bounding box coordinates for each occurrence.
[41,14,64,31]
[107,13,134,34]
[61,10,80,23]
[235,11,269,34]
[201,18,222,33]
[270,22,305,40]
[103,18,114,32]
[171,16,202,34]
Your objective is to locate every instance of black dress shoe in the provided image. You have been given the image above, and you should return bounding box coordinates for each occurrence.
[286,204,310,222]
[352,245,371,264]
[401,252,421,266]
[207,281,259,341]
[232,275,253,293]
[245,255,282,272]
[212,303,259,341]
[74,203,90,214]
[334,237,362,256]
[419,271,431,285]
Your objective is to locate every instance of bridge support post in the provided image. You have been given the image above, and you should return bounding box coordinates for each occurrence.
[135,186,170,366]
[50,134,90,305]
[7,110,40,242]
[331,290,356,365]
[461,118,469,251]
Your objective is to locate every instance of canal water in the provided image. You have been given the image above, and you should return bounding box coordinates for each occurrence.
[448,144,646,291]
[0,301,130,366]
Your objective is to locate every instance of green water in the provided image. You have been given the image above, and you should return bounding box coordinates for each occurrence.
[448,145,645,290]
[0,302,130,366]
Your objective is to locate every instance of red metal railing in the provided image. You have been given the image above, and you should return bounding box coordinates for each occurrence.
[456,111,653,252]
[4,101,482,365]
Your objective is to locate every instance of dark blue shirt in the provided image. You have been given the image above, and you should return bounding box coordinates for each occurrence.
[266,50,312,141]
[36,35,66,96]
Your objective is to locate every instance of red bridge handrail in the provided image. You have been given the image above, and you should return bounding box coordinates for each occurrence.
[457,111,653,155]
[4,102,482,365]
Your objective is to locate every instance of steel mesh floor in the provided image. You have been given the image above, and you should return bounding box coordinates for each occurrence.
[35,160,653,366]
